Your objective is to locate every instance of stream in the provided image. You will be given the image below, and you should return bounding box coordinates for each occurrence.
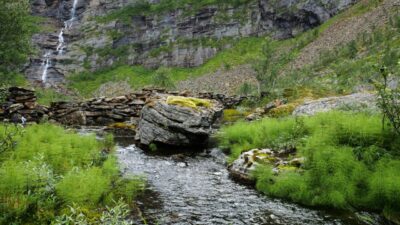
[113,137,381,225]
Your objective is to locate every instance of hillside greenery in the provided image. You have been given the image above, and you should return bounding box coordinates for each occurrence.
[218,112,400,223]
[0,124,145,224]
[67,0,393,99]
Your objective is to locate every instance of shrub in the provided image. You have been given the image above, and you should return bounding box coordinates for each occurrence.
[56,168,110,206]
[0,157,57,224]
[0,124,145,224]
[12,124,102,174]
[218,116,308,160]
[374,66,400,135]
[152,67,175,89]
[220,112,400,218]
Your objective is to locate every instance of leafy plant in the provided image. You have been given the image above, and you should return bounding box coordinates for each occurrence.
[373,65,400,135]
[152,67,175,89]
[0,0,36,85]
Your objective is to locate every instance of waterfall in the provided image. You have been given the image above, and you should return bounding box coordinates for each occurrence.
[65,0,79,28]
[41,0,80,83]
[56,28,65,55]
[57,0,79,55]
[41,51,51,83]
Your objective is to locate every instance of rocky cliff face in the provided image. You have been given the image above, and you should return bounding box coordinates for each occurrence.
[26,0,357,85]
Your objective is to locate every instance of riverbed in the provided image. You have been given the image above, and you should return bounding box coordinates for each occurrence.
[114,138,381,225]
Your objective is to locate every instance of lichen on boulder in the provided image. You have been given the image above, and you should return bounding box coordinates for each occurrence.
[136,94,223,148]
[166,96,212,109]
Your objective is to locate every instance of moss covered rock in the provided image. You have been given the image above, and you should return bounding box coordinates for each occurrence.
[137,94,223,148]
[229,148,303,184]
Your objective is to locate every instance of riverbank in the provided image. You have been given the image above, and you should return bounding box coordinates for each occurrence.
[218,111,400,224]
[0,123,145,224]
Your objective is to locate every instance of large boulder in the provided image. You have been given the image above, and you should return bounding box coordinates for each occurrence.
[136,95,223,148]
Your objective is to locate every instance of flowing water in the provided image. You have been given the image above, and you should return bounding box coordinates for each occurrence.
[41,51,51,83]
[41,0,79,83]
[114,138,382,225]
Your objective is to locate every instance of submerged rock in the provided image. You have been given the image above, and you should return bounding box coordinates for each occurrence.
[136,95,223,148]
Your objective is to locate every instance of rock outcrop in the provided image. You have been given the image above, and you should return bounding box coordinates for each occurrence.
[1,87,48,123]
[26,0,358,84]
[293,93,378,116]
[136,95,223,148]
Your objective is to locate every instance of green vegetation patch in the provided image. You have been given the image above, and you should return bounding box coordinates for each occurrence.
[219,111,400,221]
[0,124,145,224]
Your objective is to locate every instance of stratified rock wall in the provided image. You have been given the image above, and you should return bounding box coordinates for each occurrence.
[26,0,358,83]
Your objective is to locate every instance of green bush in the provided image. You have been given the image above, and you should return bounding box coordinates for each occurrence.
[218,116,308,160]
[12,124,102,174]
[0,123,145,224]
[56,168,110,206]
[220,112,400,219]
[36,88,73,106]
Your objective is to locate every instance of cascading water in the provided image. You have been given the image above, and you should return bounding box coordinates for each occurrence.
[56,29,65,55]
[57,0,79,55]
[41,0,79,83]
[41,51,51,83]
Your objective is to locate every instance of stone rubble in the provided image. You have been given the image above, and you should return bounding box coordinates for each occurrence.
[0,87,246,126]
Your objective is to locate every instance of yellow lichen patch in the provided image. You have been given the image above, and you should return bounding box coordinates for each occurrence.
[166,96,212,109]
[277,165,298,172]
[223,109,251,122]
[268,103,298,118]
[107,122,136,130]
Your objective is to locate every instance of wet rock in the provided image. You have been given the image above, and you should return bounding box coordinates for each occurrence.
[229,148,304,184]
[136,95,223,148]
[103,122,136,137]
[228,148,275,184]
[293,93,378,116]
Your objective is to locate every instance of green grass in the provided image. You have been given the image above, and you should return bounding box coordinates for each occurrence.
[69,29,322,97]
[36,88,73,106]
[219,112,400,222]
[277,12,400,97]
[68,37,266,97]
[0,124,145,224]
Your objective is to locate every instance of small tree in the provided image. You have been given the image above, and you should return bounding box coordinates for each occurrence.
[152,67,175,89]
[374,65,400,135]
[253,38,275,94]
[0,0,36,85]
